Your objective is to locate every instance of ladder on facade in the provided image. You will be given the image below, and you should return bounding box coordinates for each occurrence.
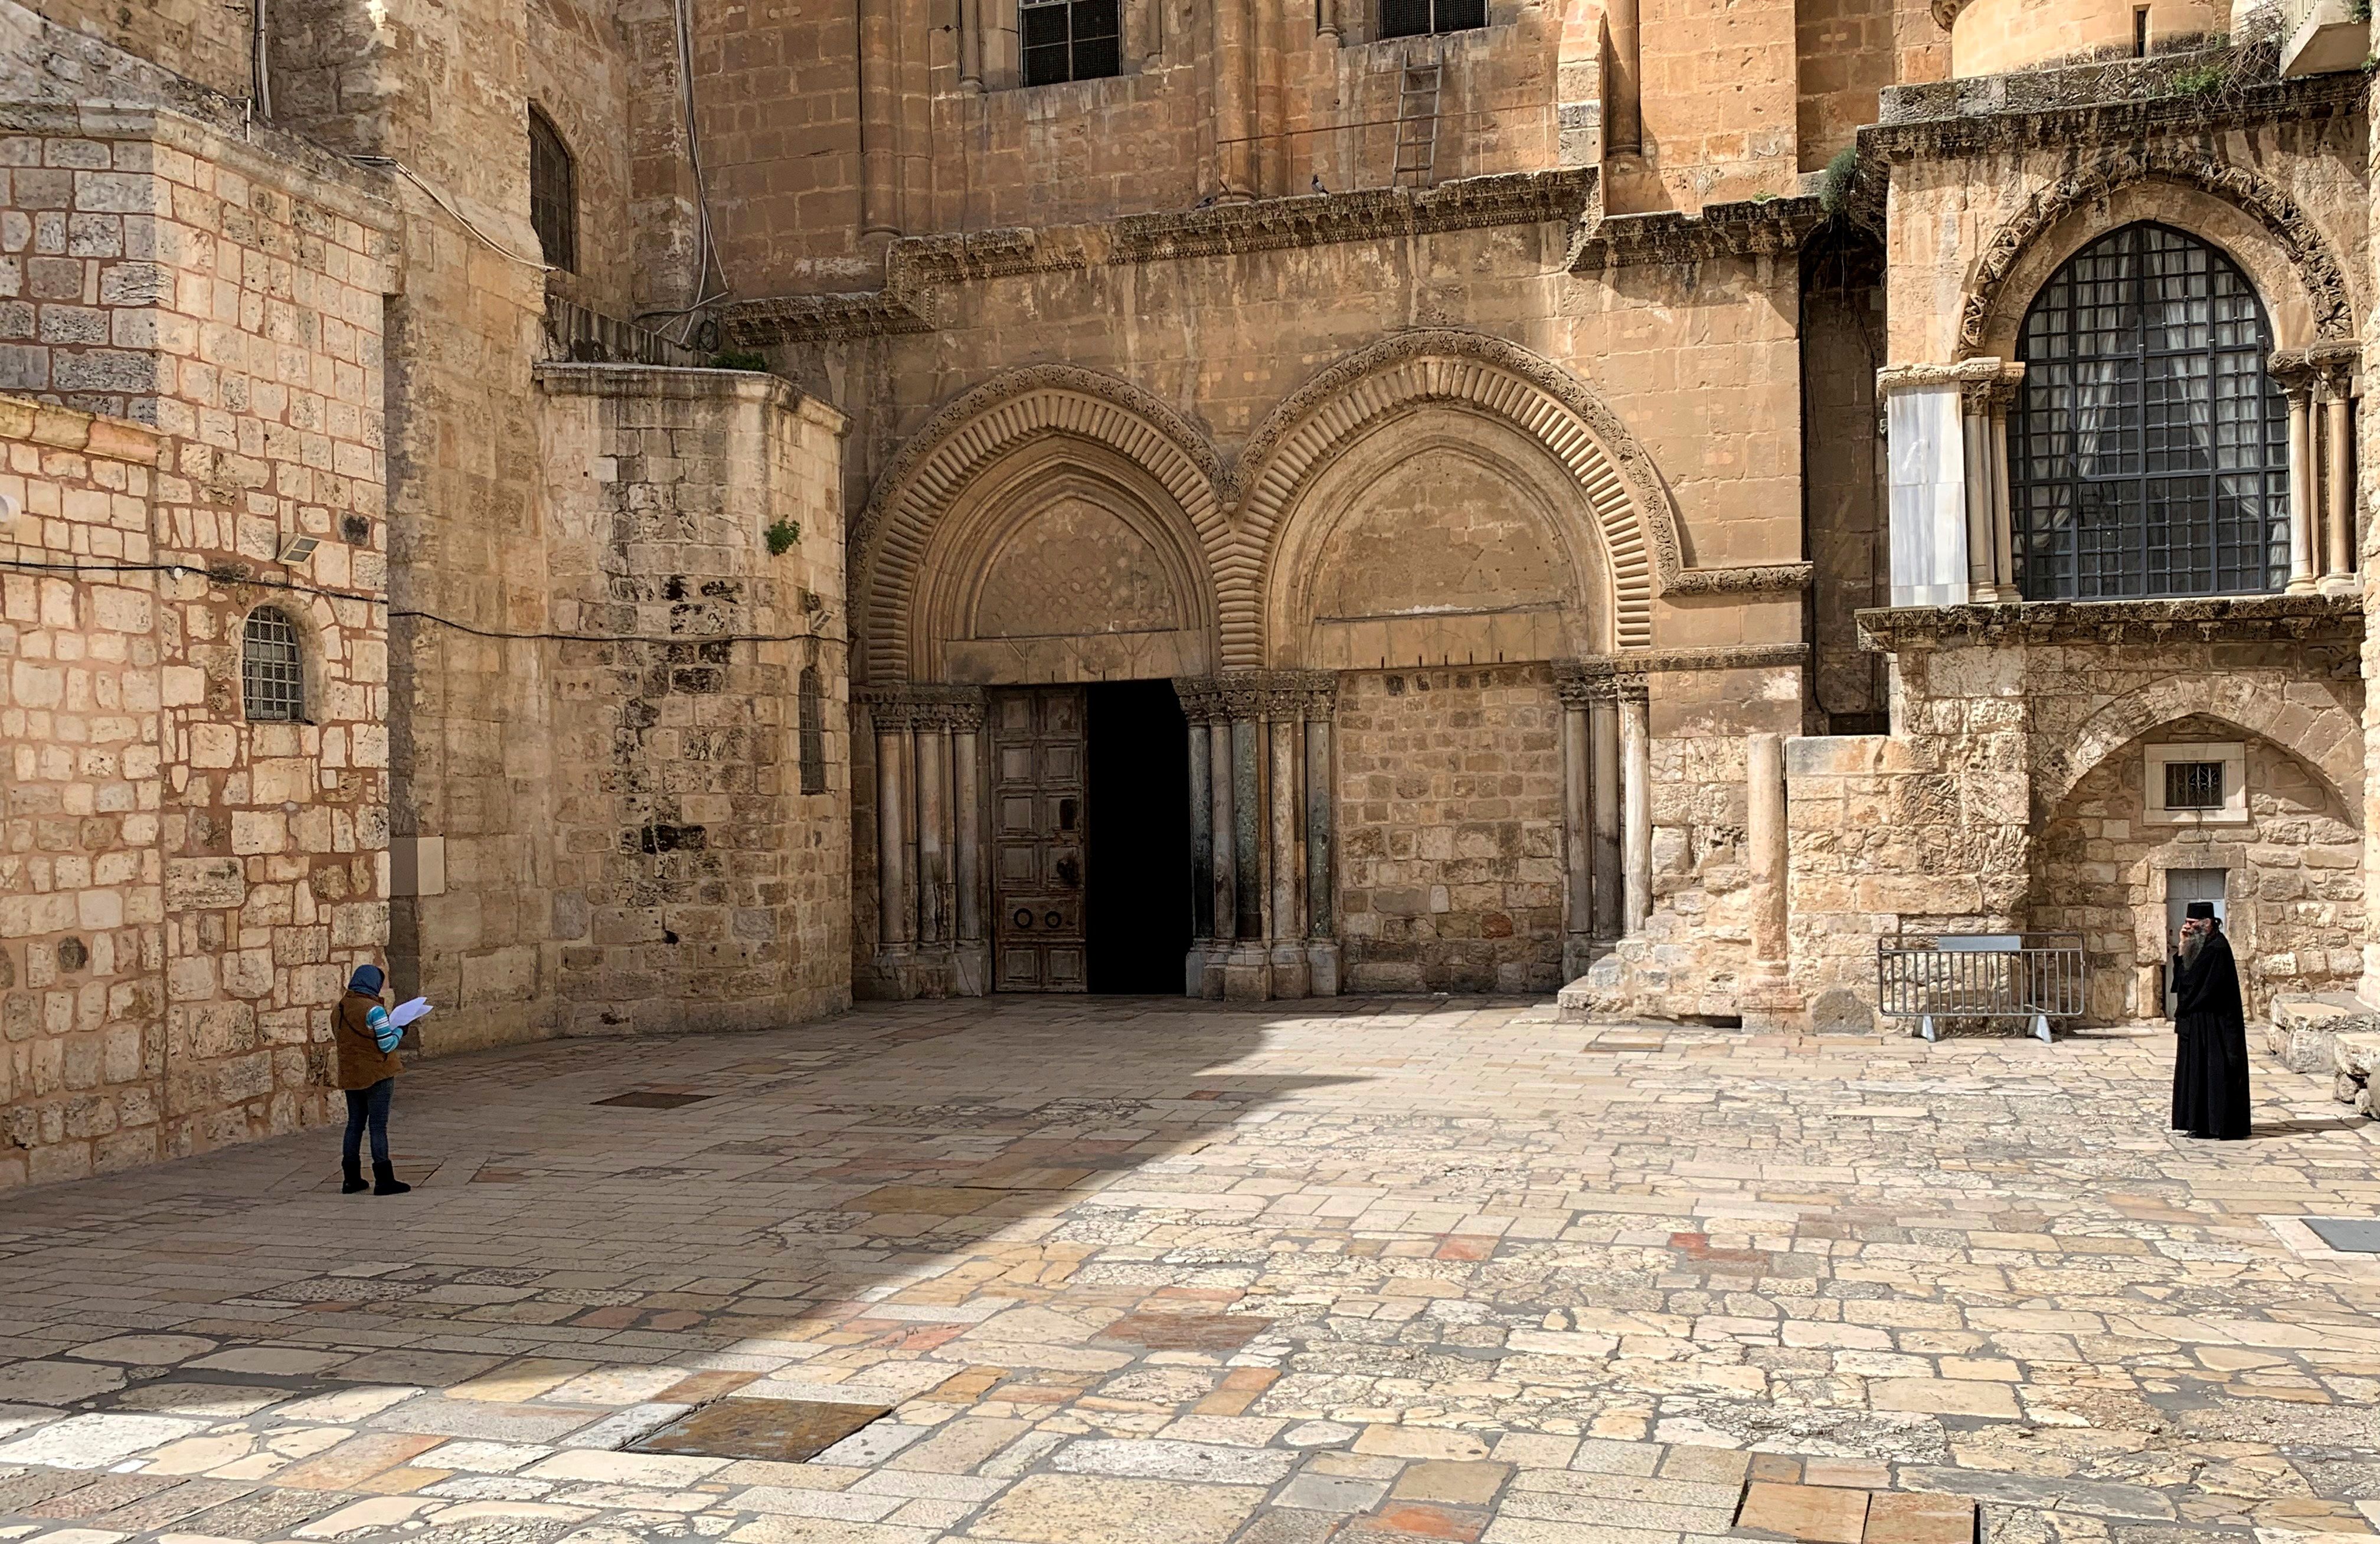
[1392,55,1443,188]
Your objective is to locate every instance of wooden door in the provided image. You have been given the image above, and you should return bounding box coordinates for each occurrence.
[990,686,1087,992]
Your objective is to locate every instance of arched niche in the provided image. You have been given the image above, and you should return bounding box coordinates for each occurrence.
[910,438,1218,684]
[1266,406,1614,669]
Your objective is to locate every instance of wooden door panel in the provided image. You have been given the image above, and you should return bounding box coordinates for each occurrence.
[989,685,1088,993]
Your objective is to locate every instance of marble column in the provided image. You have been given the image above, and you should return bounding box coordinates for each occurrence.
[1303,675,1339,997]
[1179,684,1217,997]
[1746,733,1787,968]
[1556,666,1597,980]
[1619,679,1652,935]
[1225,682,1269,998]
[872,703,911,956]
[2287,377,2317,594]
[914,715,949,947]
[1268,695,1309,1000]
[1987,380,2018,600]
[1208,692,1238,999]
[2325,372,2356,593]
[952,702,985,993]
[1960,384,1995,604]
[1590,682,1623,943]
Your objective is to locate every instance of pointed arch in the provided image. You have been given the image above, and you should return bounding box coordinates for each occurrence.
[1959,148,2358,358]
[2040,675,2363,819]
[1231,331,1694,657]
[855,365,1228,683]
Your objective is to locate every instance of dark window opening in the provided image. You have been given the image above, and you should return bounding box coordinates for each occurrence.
[1382,0,1486,38]
[2010,223,2287,601]
[2164,760,2224,810]
[2133,5,2151,56]
[529,106,577,273]
[243,607,303,722]
[1084,681,1189,993]
[797,666,827,796]
[1022,0,1120,86]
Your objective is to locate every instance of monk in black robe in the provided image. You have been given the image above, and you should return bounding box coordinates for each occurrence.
[2170,901,2251,1140]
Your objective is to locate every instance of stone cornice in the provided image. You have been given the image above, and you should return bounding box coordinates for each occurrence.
[532,362,849,434]
[1558,644,1810,681]
[1568,196,1825,273]
[1857,594,2365,652]
[725,170,1598,348]
[1869,66,2364,159]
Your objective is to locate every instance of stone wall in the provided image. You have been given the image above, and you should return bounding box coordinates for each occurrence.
[532,364,852,1037]
[1,388,388,1190]
[1334,665,1565,994]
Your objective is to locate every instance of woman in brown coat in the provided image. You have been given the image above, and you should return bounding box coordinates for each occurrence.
[333,964,410,1195]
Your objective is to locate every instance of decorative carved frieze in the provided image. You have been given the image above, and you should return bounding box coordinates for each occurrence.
[1555,645,1809,692]
[1569,195,1825,273]
[1873,61,2362,145]
[1176,670,1339,720]
[857,683,986,731]
[1856,593,2364,653]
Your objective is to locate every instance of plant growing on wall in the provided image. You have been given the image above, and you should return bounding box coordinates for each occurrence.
[711,349,770,371]
[766,519,802,555]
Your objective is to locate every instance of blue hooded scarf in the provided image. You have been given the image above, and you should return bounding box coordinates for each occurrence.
[346,964,385,996]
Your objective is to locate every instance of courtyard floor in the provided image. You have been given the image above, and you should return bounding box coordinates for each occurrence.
[0,998,2376,1544]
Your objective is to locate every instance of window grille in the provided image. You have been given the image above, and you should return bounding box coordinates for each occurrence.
[2163,760,2224,810]
[1382,0,1486,37]
[1022,0,1120,86]
[2010,222,2287,600]
[798,666,828,796]
[243,608,303,722]
[529,107,577,273]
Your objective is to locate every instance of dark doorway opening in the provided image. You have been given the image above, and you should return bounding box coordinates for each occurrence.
[1086,680,1190,993]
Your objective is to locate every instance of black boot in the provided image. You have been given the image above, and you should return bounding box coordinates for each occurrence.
[342,1157,367,1193]
[372,1162,411,1196]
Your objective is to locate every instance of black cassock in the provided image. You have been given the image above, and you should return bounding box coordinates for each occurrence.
[2170,928,2251,1140]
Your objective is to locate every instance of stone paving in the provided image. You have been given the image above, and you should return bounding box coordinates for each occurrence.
[0,997,2375,1544]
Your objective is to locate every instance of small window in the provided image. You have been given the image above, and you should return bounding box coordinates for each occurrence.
[2163,760,2224,810]
[528,106,577,273]
[798,666,827,796]
[1382,0,1486,38]
[1022,0,1120,86]
[2144,742,2248,826]
[242,608,304,722]
[2133,6,2150,57]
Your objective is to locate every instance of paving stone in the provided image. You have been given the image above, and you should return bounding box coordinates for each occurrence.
[1273,1471,1391,1510]
[1050,1437,1299,1484]
[1735,1482,1868,1543]
[0,1413,200,1468]
[1861,1491,1978,1544]
[965,1473,1267,1542]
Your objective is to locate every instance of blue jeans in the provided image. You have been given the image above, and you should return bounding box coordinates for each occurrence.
[343,1078,394,1166]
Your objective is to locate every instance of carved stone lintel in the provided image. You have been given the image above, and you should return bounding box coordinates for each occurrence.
[1855,592,2363,653]
[858,683,985,732]
[1555,645,1808,693]
[1570,195,1826,273]
[1880,358,2022,396]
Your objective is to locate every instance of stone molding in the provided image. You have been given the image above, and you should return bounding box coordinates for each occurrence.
[1856,593,2364,653]
[532,362,848,434]
[1873,61,2363,145]
[725,171,1598,347]
[1928,0,1966,28]
[854,364,1230,683]
[858,683,986,731]
[0,392,160,464]
[1877,358,2023,394]
[1954,146,2357,355]
[1568,195,1826,273]
[1555,644,1809,695]
[1176,669,1336,721]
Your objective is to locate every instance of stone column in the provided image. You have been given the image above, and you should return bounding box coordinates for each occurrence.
[2325,371,2356,593]
[1619,678,1652,935]
[1178,682,1217,997]
[1589,680,1622,943]
[1208,690,1237,999]
[952,699,986,993]
[1960,384,1995,604]
[1604,0,1640,155]
[1555,665,1598,980]
[1987,378,2018,599]
[858,0,899,234]
[914,713,949,947]
[1224,676,1269,998]
[1315,0,1340,41]
[957,0,982,90]
[1740,731,1802,1027]
[1303,674,1339,996]
[1214,0,1256,201]
[2287,375,2318,593]
[869,699,912,958]
[1267,688,1309,1000]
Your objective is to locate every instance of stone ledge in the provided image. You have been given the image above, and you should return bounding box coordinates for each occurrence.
[531,362,848,433]
[1869,51,2362,153]
[2330,1028,2380,1113]
[2267,992,2378,1076]
[1856,593,2363,652]
[0,392,161,462]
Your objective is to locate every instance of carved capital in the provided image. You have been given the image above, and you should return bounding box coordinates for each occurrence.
[1172,677,1225,725]
[858,683,983,732]
[1553,658,1619,706]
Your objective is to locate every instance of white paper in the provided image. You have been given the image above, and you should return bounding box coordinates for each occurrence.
[388,997,433,1030]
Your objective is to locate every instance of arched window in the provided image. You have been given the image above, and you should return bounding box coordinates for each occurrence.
[2011,222,2288,600]
[528,106,577,273]
[1382,0,1486,37]
[797,666,828,796]
[242,607,304,722]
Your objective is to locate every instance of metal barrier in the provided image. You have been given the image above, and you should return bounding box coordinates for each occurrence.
[1876,933,2087,1043]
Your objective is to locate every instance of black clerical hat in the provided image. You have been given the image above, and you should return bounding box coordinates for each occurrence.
[2185,901,2216,920]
